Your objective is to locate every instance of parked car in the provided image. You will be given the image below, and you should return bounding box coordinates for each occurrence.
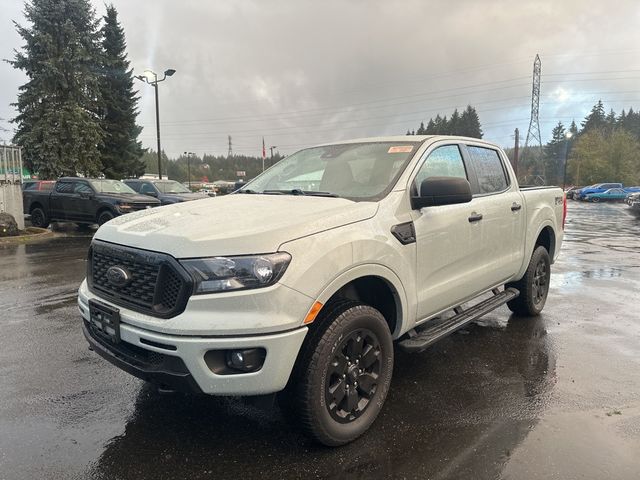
[123,179,209,205]
[23,177,161,228]
[574,183,623,200]
[583,188,629,202]
[79,135,565,446]
[626,191,640,208]
[197,188,217,197]
[22,180,55,191]
[564,186,583,200]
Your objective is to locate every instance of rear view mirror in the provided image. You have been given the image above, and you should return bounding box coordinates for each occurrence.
[411,176,472,209]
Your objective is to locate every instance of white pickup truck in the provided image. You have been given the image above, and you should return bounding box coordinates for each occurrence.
[78,135,565,446]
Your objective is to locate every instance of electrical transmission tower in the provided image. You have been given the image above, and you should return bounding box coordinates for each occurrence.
[522,54,544,183]
[227,135,233,157]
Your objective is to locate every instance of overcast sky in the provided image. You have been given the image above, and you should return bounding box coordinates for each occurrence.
[1,0,640,158]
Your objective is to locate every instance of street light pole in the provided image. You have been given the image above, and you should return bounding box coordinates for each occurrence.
[135,68,176,180]
[153,80,161,179]
[184,151,195,190]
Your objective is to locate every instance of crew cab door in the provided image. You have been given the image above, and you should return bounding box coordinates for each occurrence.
[50,180,75,220]
[72,180,99,222]
[461,143,525,286]
[410,143,485,319]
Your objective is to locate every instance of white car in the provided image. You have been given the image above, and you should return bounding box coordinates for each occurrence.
[78,135,565,446]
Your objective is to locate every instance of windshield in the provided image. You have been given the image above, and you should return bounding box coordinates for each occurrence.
[241,142,418,200]
[153,181,191,193]
[90,179,136,194]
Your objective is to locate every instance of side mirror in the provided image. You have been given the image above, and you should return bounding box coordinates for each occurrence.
[411,176,472,209]
[145,190,158,197]
[79,191,93,199]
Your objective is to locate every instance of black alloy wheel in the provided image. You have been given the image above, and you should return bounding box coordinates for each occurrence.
[30,207,49,228]
[325,328,381,423]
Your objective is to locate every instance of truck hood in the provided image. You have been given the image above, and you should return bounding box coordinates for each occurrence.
[94,194,377,258]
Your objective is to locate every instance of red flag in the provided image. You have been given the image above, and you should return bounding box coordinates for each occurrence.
[262,137,266,160]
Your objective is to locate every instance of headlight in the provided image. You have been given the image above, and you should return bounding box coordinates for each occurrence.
[180,253,291,294]
[117,202,133,212]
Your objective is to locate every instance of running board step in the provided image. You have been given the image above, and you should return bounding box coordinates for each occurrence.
[398,287,520,352]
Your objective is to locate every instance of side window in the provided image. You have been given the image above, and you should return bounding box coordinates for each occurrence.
[467,146,508,194]
[55,182,74,194]
[126,181,140,192]
[414,145,467,191]
[74,182,93,194]
[140,183,156,195]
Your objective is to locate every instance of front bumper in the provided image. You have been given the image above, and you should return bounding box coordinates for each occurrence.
[78,296,308,395]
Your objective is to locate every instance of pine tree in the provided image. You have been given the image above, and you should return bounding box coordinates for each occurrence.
[425,119,435,134]
[581,100,606,132]
[460,105,483,138]
[449,108,461,135]
[416,121,425,135]
[569,119,579,138]
[98,4,145,179]
[10,0,103,178]
[544,121,566,185]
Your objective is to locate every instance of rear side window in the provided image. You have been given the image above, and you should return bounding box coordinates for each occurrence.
[414,145,467,191]
[55,182,73,193]
[74,182,93,194]
[467,146,508,194]
[140,183,156,195]
[125,181,141,192]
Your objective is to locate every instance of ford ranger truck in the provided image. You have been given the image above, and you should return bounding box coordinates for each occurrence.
[78,135,565,446]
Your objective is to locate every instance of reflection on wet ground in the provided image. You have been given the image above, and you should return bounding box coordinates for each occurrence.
[0,202,639,479]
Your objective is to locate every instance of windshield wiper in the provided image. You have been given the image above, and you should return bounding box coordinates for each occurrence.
[237,189,258,194]
[262,189,340,197]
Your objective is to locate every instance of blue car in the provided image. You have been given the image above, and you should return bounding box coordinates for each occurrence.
[576,183,623,200]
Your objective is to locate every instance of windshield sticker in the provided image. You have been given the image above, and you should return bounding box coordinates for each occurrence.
[388,146,413,153]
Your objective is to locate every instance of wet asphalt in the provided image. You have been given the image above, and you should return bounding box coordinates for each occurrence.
[0,202,639,480]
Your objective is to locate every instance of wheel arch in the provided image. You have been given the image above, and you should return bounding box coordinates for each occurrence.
[95,206,117,223]
[312,264,408,339]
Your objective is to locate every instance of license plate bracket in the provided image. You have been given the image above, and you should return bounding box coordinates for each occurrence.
[88,299,121,343]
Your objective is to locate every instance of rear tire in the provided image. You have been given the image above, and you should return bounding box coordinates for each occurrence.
[97,210,114,225]
[30,207,49,228]
[285,300,394,446]
[506,246,551,316]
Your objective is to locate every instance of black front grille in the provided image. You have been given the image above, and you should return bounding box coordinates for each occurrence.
[88,241,192,318]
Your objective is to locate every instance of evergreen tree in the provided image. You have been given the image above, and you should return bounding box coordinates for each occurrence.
[98,4,145,179]
[581,100,606,132]
[425,119,435,135]
[460,105,483,138]
[449,108,461,135]
[416,121,425,135]
[569,119,579,138]
[543,121,566,185]
[10,0,103,178]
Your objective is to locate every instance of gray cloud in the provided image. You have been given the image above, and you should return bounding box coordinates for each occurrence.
[1,0,640,157]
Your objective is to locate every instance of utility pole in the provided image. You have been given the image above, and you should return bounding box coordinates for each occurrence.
[513,128,519,177]
[227,135,233,158]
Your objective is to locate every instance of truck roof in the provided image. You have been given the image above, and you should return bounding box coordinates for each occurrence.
[312,135,500,148]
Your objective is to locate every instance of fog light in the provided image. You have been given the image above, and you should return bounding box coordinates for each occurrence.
[225,348,266,373]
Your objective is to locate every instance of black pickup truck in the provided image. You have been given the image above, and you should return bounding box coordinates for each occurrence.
[23,177,161,228]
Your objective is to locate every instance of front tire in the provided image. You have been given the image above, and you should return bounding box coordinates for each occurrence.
[286,301,393,446]
[97,210,115,225]
[30,207,49,228]
[506,246,551,316]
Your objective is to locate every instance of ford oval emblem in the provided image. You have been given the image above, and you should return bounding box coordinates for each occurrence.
[106,266,131,288]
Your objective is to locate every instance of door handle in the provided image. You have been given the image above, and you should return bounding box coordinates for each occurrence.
[468,213,483,223]
[511,203,522,212]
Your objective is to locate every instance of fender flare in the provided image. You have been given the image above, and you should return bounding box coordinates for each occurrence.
[312,263,410,339]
